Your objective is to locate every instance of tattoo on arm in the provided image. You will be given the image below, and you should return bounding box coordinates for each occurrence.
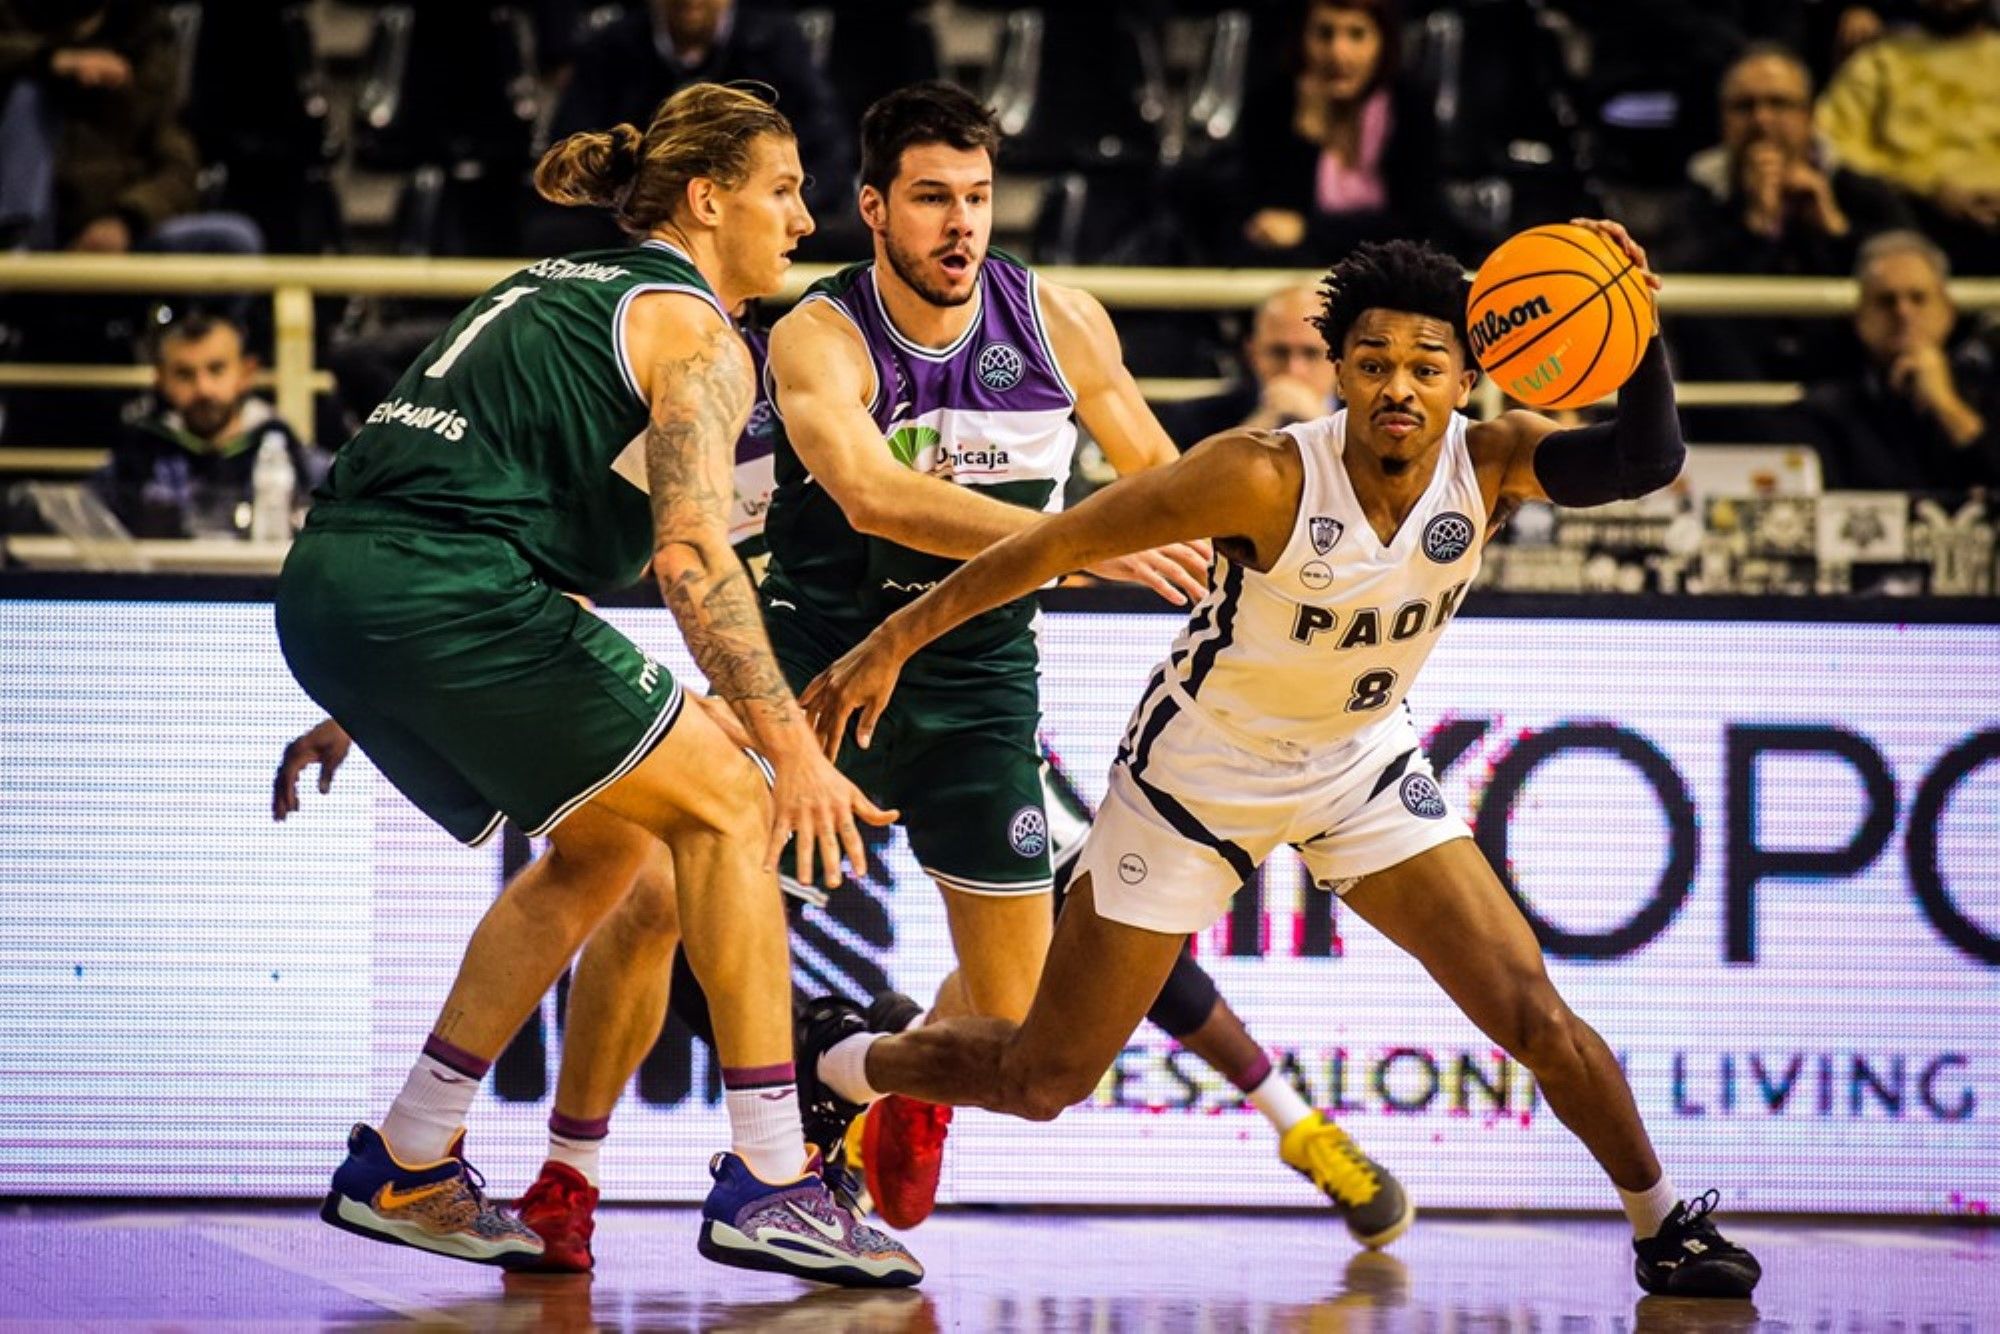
[646,324,799,724]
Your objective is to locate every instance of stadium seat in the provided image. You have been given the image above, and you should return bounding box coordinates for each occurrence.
[1411,0,1598,256]
[351,2,543,255]
[182,1,343,253]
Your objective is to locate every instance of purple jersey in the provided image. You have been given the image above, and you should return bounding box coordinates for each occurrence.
[762,250,1077,656]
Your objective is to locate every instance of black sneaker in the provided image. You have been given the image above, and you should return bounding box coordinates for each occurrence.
[796,994,872,1162]
[863,989,924,1035]
[1633,1190,1762,1298]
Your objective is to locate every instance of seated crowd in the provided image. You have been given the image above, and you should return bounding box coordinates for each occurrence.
[1,0,1995,537]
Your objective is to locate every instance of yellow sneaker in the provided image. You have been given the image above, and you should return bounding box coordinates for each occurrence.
[1278,1112,1414,1249]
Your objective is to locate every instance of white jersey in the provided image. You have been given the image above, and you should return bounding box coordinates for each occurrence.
[1150,409,1485,757]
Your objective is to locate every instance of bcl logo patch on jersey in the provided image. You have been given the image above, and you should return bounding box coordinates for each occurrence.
[1399,773,1448,819]
[1423,512,1475,563]
[1009,806,1048,857]
[1310,515,1344,554]
[977,342,1025,392]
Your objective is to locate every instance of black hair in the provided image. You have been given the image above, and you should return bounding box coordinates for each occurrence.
[1310,239,1471,361]
[153,310,245,361]
[859,81,1002,194]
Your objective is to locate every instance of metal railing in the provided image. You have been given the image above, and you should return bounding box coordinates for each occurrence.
[4,252,1998,458]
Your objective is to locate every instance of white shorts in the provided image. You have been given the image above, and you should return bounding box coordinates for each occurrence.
[1077,683,1471,934]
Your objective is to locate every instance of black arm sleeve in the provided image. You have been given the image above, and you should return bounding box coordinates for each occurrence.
[1529,339,1686,507]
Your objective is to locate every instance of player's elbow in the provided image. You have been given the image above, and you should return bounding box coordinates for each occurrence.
[826,477,920,543]
[1625,437,1686,498]
[803,463,892,538]
[838,491,895,539]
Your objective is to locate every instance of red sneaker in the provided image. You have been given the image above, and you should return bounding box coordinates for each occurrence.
[862,1094,953,1230]
[514,1161,598,1273]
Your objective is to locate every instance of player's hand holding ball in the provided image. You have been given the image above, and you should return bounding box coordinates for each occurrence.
[1465,219,1659,410]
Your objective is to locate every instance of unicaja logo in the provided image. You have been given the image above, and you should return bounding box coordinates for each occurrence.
[1468,295,1553,358]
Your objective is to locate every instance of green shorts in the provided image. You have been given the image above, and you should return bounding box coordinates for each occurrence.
[764,597,1051,896]
[275,518,683,845]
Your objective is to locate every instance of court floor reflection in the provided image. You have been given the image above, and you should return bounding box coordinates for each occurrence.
[0,1207,1988,1331]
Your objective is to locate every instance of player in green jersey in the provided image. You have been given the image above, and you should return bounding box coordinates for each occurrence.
[279,83,919,1288]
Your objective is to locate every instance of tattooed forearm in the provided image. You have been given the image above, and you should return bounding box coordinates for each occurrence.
[660,563,796,713]
[646,324,802,730]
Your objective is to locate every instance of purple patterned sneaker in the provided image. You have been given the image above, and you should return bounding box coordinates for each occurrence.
[320,1123,543,1268]
[696,1151,923,1288]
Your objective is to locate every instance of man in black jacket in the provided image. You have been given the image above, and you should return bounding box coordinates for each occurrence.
[529,0,850,255]
[1154,285,1339,449]
[1786,230,1999,491]
[97,312,325,538]
[1657,43,1911,397]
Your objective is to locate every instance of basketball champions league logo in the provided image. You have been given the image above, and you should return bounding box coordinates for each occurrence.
[1009,806,1048,858]
[1423,512,1474,563]
[977,342,1024,391]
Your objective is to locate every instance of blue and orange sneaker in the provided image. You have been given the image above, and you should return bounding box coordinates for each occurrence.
[697,1150,923,1288]
[320,1123,544,1268]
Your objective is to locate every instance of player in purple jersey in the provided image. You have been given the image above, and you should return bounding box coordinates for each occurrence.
[758,82,1408,1241]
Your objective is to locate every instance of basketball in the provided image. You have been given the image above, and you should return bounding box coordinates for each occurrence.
[1465,223,1654,410]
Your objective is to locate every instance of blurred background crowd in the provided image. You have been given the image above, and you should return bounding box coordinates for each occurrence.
[0,0,1995,586]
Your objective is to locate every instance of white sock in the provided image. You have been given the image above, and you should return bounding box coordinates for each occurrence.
[547,1134,604,1188]
[1618,1174,1681,1239]
[820,1032,885,1105]
[724,1086,810,1184]
[1247,1069,1315,1135]
[379,1053,480,1163]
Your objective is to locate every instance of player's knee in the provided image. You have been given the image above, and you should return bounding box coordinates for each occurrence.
[1507,989,1585,1071]
[1145,948,1219,1039]
[616,857,679,939]
[1005,1077,1076,1123]
[693,749,771,840]
[999,1048,1100,1122]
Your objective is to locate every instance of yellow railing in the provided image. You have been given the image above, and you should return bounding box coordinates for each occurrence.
[4,253,1998,451]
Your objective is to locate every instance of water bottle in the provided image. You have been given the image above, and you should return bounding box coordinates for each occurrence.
[250,430,295,544]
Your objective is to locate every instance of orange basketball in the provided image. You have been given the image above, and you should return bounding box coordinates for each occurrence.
[1465,223,1654,410]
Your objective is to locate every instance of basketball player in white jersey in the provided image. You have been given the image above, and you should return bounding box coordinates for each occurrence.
[797,225,1763,1300]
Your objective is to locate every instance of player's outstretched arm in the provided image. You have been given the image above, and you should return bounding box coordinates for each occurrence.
[630,293,895,884]
[802,430,1291,756]
[766,301,1042,558]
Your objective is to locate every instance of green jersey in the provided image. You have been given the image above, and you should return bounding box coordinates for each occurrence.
[313,240,727,596]
[762,252,1078,660]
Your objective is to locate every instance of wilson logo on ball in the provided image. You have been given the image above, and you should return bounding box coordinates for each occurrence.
[1467,295,1553,359]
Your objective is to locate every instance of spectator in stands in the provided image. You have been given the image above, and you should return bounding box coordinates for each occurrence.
[1207,0,1443,266]
[1815,0,2000,273]
[528,0,849,255]
[1154,285,1339,448]
[1785,230,1999,490]
[98,312,326,539]
[1657,43,1911,391]
[0,0,259,255]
